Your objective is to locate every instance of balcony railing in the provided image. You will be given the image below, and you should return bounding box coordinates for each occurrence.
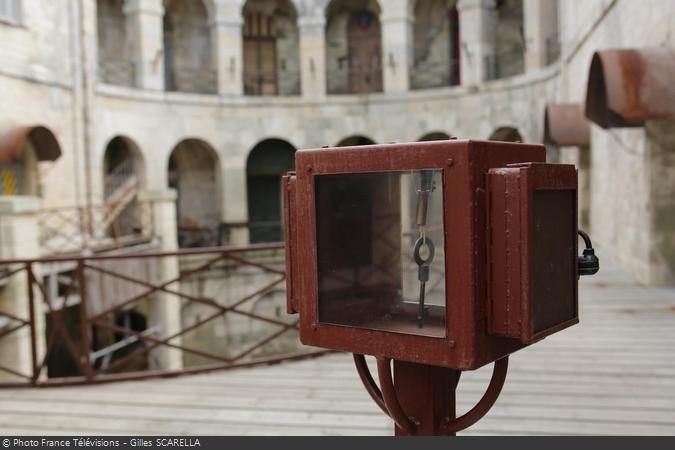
[0,244,327,387]
[165,65,218,94]
[410,60,461,90]
[327,63,384,95]
[243,68,301,96]
[38,201,154,255]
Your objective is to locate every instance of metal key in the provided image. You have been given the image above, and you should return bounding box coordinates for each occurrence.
[413,237,435,328]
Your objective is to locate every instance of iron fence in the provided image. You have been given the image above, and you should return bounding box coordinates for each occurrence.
[0,244,327,387]
[38,201,155,255]
[243,68,301,97]
[166,65,218,94]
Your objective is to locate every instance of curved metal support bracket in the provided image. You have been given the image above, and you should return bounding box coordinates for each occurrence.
[353,354,389,417]
[352,354,509,436]
[376,357,418,434]
[440,356,509,435]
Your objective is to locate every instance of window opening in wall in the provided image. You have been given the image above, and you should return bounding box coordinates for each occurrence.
[244,13,278,95]
[103,137,144,239]
[97,0,135,87]
[0,146,38,196]
[163,0,216,94]
[492,0,524,80]
[490,126,523,142]
[347,10,382,93]
[326,0,383,95]
[411,0,461,90]
[168,139,222,248]
[242,0,300,96]
[246,139,296,244]
[336,135,376,147]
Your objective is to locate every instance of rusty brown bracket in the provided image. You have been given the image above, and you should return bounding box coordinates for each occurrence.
[353,354,509,436]
[440,356,509,434]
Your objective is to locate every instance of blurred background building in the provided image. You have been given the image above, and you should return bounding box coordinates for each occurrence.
[0,0,674,397]
[0,0,673,282]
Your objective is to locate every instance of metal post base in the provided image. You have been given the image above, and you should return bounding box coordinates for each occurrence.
[353,354,509,436]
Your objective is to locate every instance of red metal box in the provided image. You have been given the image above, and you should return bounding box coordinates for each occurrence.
[283,140,578,369]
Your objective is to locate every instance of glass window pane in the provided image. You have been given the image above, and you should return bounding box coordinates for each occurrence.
[315,170,446,338]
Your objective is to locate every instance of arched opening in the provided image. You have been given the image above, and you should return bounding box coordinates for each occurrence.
[325,0,383,95]
[0,126,62,197]
[0,142,38,197]
[246,139,296,243]
[103,136,145,238]
[336,135,376,146]
[489,127,523,142]
[168,139,222,248]
[411,0,460,90]
[419,131,450,141]
[163,0,216,93]
[492,0,524,79]
[97,0,134,86]
[242,0,300,96]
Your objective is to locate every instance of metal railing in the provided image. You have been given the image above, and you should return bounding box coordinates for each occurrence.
[0,244,327,387]
[166,65,218,94]
[104,158,136,200]
[327,63,384,95]
[243,68,301,96]
[38,201,154,255]
[410,60,461,90]
[484,49,525,81]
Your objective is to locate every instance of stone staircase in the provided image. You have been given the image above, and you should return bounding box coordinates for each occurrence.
[102,158,139,233]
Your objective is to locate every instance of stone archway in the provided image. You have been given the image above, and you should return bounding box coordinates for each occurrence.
[168,139,222,247]
[246,138,296,243]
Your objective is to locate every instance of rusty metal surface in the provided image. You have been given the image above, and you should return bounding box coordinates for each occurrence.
[544,103,590,146]
[285,140,550,370]
[439,356,509,434]
[585,48,675,128]
[487,163,579,343]
[354,354,508,436]
[0,125,62,164]
[0,244,328,388]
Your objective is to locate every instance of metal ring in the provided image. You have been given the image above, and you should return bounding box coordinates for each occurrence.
[413,236,435,266]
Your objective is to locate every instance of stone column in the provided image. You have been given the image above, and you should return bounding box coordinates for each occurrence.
[524,0,559,70]
[299,15,327,99]
[457,0,496,85]
[381,0,411,93]
[213,1,244,96]
[138,189,182,370]
[0,197,45,383]
[220,161,249,245]
[646,121,675,285]
[124,0,165,91]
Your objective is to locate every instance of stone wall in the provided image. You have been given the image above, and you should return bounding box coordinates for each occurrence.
[1,0,675,285]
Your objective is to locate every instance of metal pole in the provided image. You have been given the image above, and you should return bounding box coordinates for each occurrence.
[76,261,94,380]
[25,263,39,385]
[392,360,460,436]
